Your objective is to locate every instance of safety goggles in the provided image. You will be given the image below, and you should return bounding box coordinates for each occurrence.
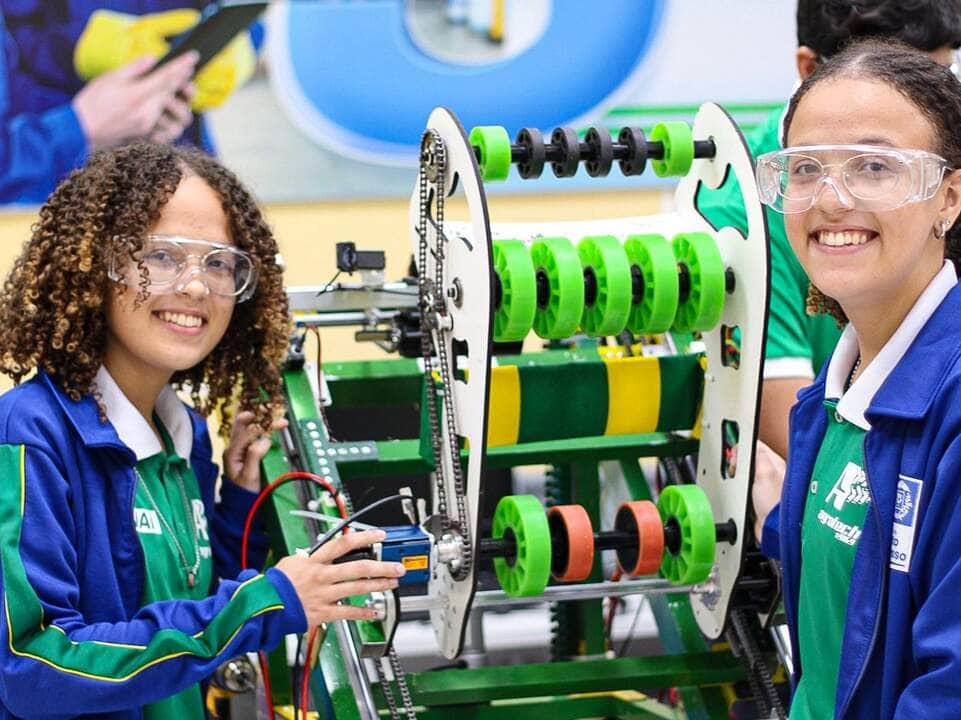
[755,144,951,214]
[108,235,258,302]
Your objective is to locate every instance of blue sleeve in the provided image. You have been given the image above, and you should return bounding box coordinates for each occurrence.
[0,10,87,203]
[760,503,780,561]
[0,443,305,717]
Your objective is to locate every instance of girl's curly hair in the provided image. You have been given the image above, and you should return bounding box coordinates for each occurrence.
[0,142,290,434]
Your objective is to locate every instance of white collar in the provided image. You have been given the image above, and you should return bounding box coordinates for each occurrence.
[826,261,958,430]
[95,366,194,463]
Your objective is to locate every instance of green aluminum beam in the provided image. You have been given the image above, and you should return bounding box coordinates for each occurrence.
[375,653,743,707]
[336,434,698,480]
[376,693,680,720]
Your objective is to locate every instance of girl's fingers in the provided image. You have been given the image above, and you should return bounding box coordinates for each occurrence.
[324,559,405,584]
[322,577,399,602]
[310,604,378,624]
[312,529,387,564]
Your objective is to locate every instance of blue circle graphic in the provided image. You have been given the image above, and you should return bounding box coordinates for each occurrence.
[271,1,666,164]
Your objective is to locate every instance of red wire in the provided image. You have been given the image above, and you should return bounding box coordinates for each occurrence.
[301,627,320,720]
[241,472,348,572]
[240,471,349,720]
[257,650,274,720]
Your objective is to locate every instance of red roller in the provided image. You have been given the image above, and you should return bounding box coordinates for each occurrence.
[547,504,595,582]
[615,500,664,576]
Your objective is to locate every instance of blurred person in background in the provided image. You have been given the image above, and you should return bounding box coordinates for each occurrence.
[698,0,961,460]
[0,1,258,203]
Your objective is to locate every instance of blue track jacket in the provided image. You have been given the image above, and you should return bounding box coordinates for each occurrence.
[0,371,306,718]
[765,280,961,718]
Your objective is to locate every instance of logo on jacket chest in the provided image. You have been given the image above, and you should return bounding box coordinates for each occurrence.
[133,508,162,535]
[891,475,923,573]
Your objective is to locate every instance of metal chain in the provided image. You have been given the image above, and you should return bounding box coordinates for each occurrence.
[133,467,201,588]
[417,129,473,579]
[372,656,401,720]
[417,130,448,522]
[388,646,418,720]
[728,608,786,720]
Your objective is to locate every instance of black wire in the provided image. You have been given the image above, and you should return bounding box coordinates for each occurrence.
[316,270,342,295]
[307,494,408,555]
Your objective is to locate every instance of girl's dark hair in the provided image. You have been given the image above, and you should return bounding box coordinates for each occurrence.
[0,142,290,433]
[782,38,961,325]
[796,0,961,59]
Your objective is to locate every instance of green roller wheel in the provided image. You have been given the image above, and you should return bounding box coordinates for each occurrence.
[470,126,512,182]
[650,121,694,177]
[530,237,584,339]
[577,235,632,337]
[657,484,716,585]
[624,234,679,334]
[492,494,552,597]
[492,239,537,342]
[672,232,725,332]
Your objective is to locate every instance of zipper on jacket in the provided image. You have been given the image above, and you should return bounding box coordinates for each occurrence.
[836,434,886,719]
[128,464,148,614]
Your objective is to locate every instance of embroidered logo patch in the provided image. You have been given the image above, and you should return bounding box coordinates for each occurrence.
[890,475,923,573]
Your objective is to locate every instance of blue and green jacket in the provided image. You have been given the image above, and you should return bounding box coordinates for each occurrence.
[767,280,961,717]
[0,370,306,718]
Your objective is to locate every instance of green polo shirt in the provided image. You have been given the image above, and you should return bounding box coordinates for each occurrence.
[792,399,868,719]
[134,420,213,720]
[697,104,842,379]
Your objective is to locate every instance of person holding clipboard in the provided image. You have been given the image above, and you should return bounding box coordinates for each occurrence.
[0,1,264,204]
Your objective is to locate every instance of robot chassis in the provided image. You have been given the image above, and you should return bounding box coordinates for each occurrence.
[260,105,786,720]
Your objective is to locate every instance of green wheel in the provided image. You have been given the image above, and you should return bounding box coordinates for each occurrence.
[672,232,725,332]
[492,494,552,597]
[657,484,715,585]
[530,237,584,339]
[470,126,512,182]
[650,121,694,177]
[578,235,632,337]
[624,234,679,334]
[492,239,537,342]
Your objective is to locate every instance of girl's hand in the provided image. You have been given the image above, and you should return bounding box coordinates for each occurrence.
[274,529,407,626]
[223,410,288,492]
[752,440,786,544]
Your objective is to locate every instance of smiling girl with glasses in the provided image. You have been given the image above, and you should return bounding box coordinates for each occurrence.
[750,39,961,719]
[0,143,405,719]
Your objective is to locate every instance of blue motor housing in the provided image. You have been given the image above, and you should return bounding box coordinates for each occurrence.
[379,525,432,586]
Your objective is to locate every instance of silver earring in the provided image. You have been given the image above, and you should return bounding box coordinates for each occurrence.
[935,218,950,239]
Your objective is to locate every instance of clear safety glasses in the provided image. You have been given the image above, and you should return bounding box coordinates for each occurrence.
[108,235,258,302]
[755,144,951,214]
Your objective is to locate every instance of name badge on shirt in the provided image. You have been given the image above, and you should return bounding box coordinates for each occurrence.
[890,475,923,573]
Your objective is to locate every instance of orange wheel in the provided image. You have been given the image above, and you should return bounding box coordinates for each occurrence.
[615,500,664,576]
[547,504,595,582]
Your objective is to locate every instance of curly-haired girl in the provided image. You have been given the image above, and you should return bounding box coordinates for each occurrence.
[0,143,405,719]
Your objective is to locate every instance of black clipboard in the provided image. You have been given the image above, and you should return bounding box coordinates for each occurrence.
[154,1,268,72]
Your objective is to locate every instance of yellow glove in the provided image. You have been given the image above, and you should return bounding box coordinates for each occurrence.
[74,8,200,80]
[191,30,256,111]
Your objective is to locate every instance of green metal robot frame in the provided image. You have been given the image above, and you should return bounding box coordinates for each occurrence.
[256,103,776,720]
